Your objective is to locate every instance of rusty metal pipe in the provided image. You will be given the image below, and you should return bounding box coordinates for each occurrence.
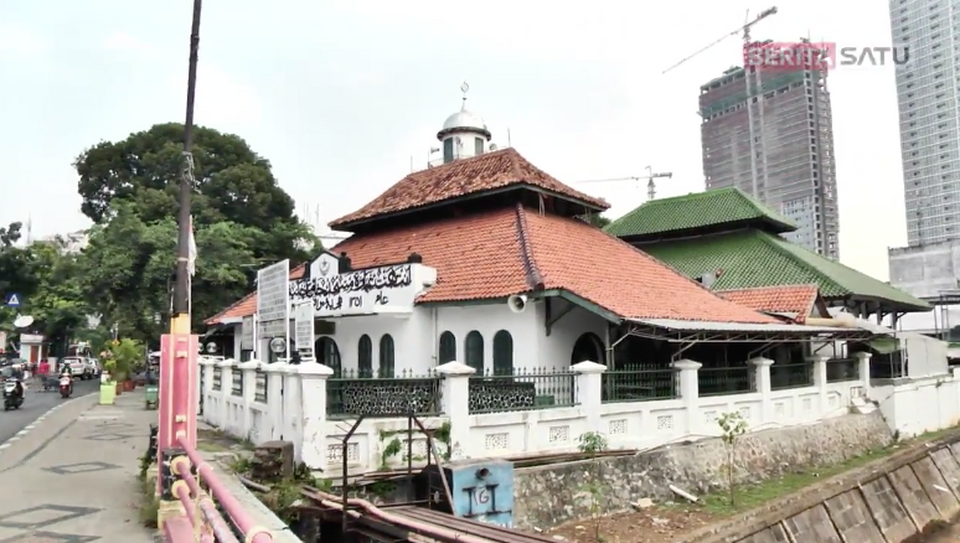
[305,489,494,543]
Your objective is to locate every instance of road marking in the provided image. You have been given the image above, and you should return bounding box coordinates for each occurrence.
[0,391,94,455]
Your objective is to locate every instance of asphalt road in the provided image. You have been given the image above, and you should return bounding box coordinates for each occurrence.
[0,378,99,444]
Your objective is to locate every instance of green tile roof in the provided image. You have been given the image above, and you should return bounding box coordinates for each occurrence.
[639,229,930,312]
[605,188,797,239]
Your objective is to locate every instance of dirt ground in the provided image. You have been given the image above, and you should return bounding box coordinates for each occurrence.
[545,504,717,543]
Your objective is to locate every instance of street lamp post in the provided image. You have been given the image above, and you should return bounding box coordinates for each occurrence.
[157,0,203,506]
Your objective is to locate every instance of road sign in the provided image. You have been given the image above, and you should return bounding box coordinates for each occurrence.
[4,293,21,307]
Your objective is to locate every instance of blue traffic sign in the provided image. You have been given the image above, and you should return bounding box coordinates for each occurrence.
[4,293,21,307]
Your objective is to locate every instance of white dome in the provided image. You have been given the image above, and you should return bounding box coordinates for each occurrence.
[442,110,487,132]
[437,108,492,141]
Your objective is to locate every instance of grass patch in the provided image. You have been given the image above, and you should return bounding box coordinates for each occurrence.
[137,476,159,529]
[685,427,959,517]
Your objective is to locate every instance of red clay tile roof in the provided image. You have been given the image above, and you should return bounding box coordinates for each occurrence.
[204,265,306,326]
[208,206,779,325]
[328,148,610,230]
[717,285,820,324]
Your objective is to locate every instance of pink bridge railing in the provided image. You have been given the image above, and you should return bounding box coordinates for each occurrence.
[164,438,273,543]
[159,333,273,543]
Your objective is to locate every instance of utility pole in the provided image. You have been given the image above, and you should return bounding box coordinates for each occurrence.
[171,0,203,331]
[157,0,203,509]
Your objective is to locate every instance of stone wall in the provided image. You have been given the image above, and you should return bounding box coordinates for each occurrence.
[513,413,893,530]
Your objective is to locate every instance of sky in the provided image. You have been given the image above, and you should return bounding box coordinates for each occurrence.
[0,0,905,282]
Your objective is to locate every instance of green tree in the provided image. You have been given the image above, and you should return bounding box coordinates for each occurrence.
[74,122,317,265]
[79,201,268,342]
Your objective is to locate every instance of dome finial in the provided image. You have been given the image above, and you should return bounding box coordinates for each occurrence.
[460,81,470,110]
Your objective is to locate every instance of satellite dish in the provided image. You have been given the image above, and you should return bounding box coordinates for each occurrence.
[12,315,33,329]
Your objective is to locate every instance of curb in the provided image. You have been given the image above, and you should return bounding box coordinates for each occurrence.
[0,392,95,452]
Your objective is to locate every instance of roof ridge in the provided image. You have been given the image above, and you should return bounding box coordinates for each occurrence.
[514,204,545,291]
[754,232,848,294]
[717,283,819,293]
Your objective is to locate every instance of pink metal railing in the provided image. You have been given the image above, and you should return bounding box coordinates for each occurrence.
[166,436,274,543]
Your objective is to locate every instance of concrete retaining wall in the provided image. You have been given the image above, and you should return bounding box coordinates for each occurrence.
[687,433,960,543]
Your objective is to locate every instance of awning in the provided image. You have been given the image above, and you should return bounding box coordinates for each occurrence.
[857,335,900,354]
[626,318,873,343]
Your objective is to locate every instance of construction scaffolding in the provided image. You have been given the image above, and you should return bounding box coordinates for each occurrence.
[699,70,806,118]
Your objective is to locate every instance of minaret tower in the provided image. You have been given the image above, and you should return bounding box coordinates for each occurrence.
[436,82,493,164]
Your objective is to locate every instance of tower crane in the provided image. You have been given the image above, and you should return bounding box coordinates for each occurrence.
[662,6,778,74]
[575,166,673,201]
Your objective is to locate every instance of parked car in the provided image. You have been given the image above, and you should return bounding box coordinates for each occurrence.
[61,357,90,380]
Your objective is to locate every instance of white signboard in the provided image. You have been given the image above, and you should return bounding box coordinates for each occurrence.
[256,260,290,359]
[240,315,254,350]
[294,302,315,359]
[289,251,436,318]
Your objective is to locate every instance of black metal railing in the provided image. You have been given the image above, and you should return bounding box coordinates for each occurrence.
[602,364,678,402]
[698,365,753,396]
[827,357,860,382]
[771,362,814,390]
[469,367,577,414]
[254,370,267,403]
[231,370,243,396]
[327,370,442,418]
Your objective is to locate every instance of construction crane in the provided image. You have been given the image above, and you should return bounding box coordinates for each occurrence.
[662,7,778,74]
[575,166,674,201]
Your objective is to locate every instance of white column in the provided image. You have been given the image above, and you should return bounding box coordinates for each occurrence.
[198,358,217,424]
[435,361,475,460]
[671,359,702,435]
[808,355,829,416]
[282,365,303,460]
[571,361,606,432]
[854,351,872,398]
[298,363,334,471]
[748,357,774,424]
[238,360,260,439]
[216,359,234,431]
[263,362,289,441]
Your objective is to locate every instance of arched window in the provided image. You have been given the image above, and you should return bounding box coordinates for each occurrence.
[358,335,373,378]
[493,330,514,376]
[316,337,342,377]
[571,332,605,366]
[465,331,484,374]
[379,334,395,378]
[439,332,457,364]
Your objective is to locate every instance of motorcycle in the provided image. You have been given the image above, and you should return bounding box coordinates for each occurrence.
[3,380,23,410]
[59,375,73,399]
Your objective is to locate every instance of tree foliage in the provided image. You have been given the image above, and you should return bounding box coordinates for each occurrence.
[1,122,319,351]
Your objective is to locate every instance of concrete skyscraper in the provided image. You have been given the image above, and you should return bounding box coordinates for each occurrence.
[890,0,960,246]
[699,44,840,259]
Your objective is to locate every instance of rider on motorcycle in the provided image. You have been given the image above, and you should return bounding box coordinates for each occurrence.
[7,378,24,400]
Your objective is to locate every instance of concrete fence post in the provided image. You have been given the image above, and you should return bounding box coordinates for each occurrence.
[298,363,333,471]
[671,359,702,435]
[263,362,289,441]
[282,365,303,460]
[198,358,217,424]
[216,359,234,431]
[571,361,606,433]
[237,360,260,440]
[854,351,873,398]
[748,357,774,424]
[435,361,475,460]
[808,355,829,418]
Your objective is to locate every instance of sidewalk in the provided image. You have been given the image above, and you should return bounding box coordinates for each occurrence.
[0,388,159,542]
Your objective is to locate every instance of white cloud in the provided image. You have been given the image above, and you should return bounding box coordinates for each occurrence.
[101,31,152,54]
[0,24,47,57]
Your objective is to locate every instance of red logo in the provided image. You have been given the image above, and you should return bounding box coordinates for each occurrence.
[743,42,835,72]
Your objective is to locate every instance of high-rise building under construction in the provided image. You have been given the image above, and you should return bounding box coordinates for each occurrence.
[699,56,840,260]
